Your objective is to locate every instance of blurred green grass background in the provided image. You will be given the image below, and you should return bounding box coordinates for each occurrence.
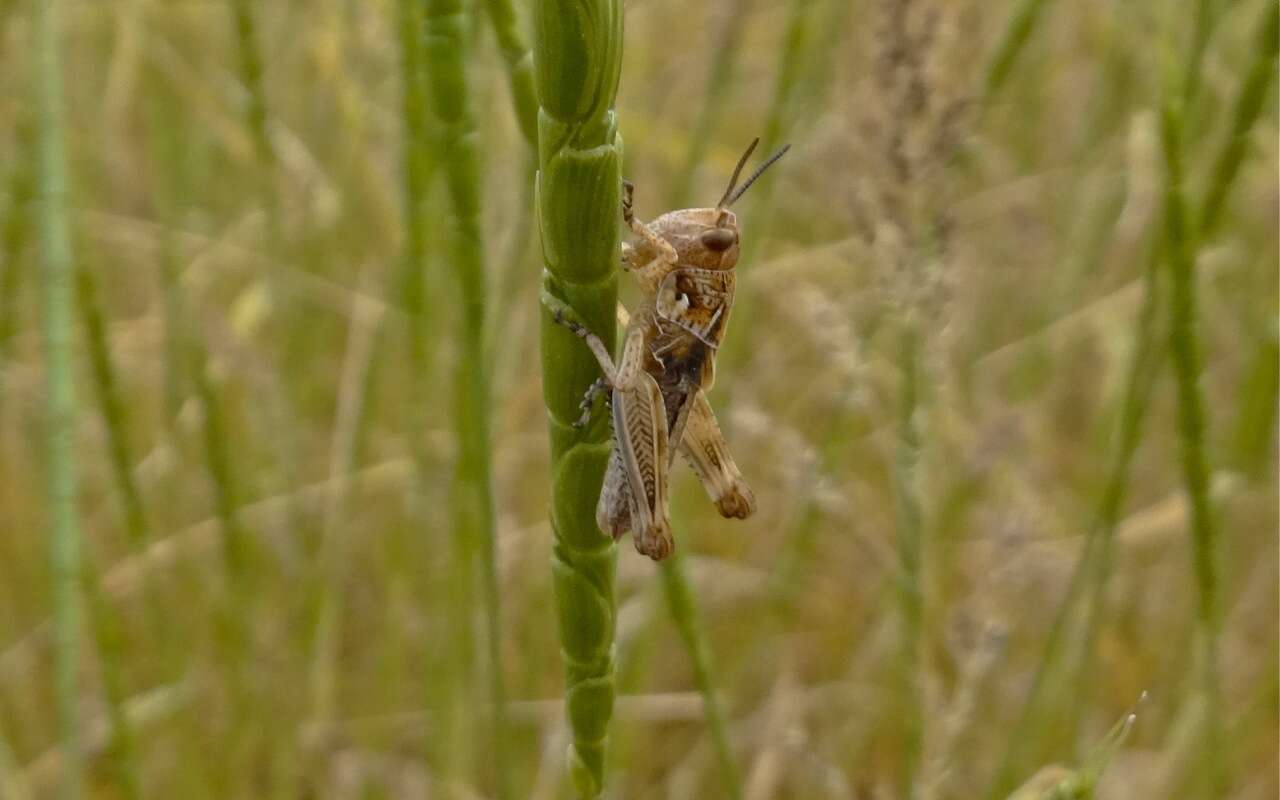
[0,0,1276,797]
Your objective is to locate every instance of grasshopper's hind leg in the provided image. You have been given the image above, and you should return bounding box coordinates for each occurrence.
[610,380,673,559]
[608,325,674,559]
[596,445,631,538]
[545,289,675,559]
[592,329,676,560]
[679,389,757,520]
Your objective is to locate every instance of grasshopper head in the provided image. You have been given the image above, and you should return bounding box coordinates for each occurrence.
[649,137,789,271]
[651,207,741,270]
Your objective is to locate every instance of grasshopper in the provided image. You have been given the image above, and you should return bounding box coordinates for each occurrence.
[549,138,789,560]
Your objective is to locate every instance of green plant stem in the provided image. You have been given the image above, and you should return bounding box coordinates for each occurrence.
[481,0,540,345]
[0,115,34,424]
[397,0,431,370]
[71,259,149,798]
[1006,704,1138,800]
[722,0,808,370]
[143,66,193,430]
[1061,249,1166,727]
[481,0,538,145]
[229,1,306,561]
[1230,324,1279,477]
[1159,91,1222,799]
[665,0,757,208]
[749,0,807,239]
[395,0,437,471]
[192,342,255,761]
[990,5,1275,793]
[985,244,1166,799]
[155,229,185,427]
[660,553,743,800]
[75,266,148,550]
[80,561,143,800]
[893,323,924,800]
[307,284,382,729]
[1198,1,1279,239]
[231,0,272,166]
[193,358,250,581]
[189,323,254,795]
[792,0,857,122]
[532,0,624,793]
[983,0,1053,101]
[1181,0,1214,110]
[33,0,83,795]
[478,0,539,346]
[422,0,510,796]
[480,0,540,349]
[369,0,442,741]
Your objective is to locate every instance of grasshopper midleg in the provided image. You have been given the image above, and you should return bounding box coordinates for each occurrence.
[573,376,610,428]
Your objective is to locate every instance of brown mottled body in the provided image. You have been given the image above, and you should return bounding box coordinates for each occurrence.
[550,139,787,559]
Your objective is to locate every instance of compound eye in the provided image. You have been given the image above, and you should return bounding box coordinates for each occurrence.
[700,228,737,252]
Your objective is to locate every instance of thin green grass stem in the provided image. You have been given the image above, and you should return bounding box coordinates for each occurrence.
[481,0,538,145]
[34,0,84,794]
[660,552,743,800]
[665,0,757,209]
[422,0,510,794]
[893,323,924,800]
[1159,88,1222,800]
[983,0,1053,102]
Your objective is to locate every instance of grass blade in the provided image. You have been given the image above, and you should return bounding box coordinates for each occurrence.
[1159,86,1222,800]
[983,0,1053,101]
[422,0,511,794]
[665,0,758,208]
[0,113,34,424]
[1198,1,1279,238]
[985,243,1166,798]
[990,2,1271,791]
[481,0,539,145]
[75,264,149,551]
[33,0,84,794]
[660,553,743,800]
[894,324,925,800]
[230,0,273,166]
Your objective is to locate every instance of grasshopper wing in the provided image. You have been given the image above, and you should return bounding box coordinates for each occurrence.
[678,388,756,520]
[655,268,736,348]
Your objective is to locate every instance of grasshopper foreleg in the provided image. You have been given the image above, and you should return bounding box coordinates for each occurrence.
[621,181,678,289]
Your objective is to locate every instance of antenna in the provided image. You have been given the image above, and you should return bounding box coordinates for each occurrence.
[724,143,790,207]
[716,138,760,209]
